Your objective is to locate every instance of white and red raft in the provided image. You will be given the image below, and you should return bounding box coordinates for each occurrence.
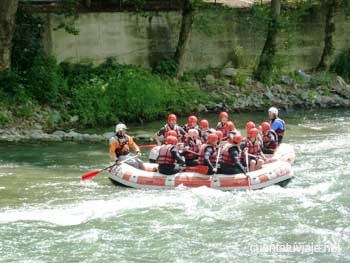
[108,144,295,190]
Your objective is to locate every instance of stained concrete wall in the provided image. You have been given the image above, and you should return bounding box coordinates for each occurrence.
[45,7,350,71]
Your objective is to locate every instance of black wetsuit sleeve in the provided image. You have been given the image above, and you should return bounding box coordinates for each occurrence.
[229,147,246,173]
[157,127,166,137]
[204,147,215,169]
[171,147,185,165]
[178,127,186,135]
[265,133,275,147]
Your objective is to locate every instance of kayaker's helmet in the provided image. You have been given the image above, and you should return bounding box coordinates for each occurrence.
[260,122,270,132]
[215,130,223,140]
[245,121,256,132]
[115,123,127,133]
[165,130,177,138]
[168,114,177,123]
[232,134,243,144]
[248,128,259,138]
[225,121,235,132]
[166,135,178,145]
[219,111,229,121]
[200,119,209,129]
[188,129,199,138]
[188,115,198,125]
[268,107,279,116]
[207,133,218,145]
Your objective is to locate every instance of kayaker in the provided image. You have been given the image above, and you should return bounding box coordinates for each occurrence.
[216,111,229,138]
[183,115,199,133]
[199,119,211,143]
[241,128,266,171]
[198,133,218,175]
[218,133,246,175]
[183,129,202,167]
[155,114,186,145]
[109,123,141,161]
[268,107,286,144]
[260,122,278,154]
[158,135,186,175]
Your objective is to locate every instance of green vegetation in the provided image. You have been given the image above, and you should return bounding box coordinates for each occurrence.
[331,49,350,82]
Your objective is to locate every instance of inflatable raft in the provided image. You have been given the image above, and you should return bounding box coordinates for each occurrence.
[108,144,295,190]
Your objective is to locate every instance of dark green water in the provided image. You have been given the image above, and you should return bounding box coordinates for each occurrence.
[0,110,349,262]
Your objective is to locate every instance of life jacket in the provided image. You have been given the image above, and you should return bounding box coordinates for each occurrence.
[164,124,181,137]
[184,138,201,160]
[246,138,262,155]
[198,144,216,165]
[263,130,278,150]
[111,134,130,157]
[216,122,228,137]
[220,143,240,166]
[270,118,286,136]
[200,130,211,143]
[158,144,176,165]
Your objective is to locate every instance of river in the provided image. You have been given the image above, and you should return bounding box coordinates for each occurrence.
[0,110,349,262]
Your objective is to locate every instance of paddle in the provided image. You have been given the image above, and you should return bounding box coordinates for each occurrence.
[139,144,157,149]
[214,146,222,174]
[245,151,251,191]
[81,155,138,181]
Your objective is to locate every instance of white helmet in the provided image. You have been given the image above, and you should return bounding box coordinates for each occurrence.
[115,123,127,133]
[268,107,279,116]
[188,129,199,138]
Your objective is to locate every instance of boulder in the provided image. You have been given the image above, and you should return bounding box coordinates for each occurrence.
[296,70,311,82]
[103,132,114,140]
[135,134,154,141]
[205,74,216,85]
[221,67,236,77]
[69,115,79,123]
[281,75,294,85]
[52,130,66,138]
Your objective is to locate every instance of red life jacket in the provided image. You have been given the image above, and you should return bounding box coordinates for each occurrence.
[220,143,240,166]
[158,144,176,165]
[198,144,216,165]
[246,138,262,155]
[216,122,228,137]
[184,138,201,160]
[111,135,130,157]
[263,130,278,150]
[270,118,286,136]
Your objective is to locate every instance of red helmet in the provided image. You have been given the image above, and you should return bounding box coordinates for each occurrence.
[187,115,198,125]
[219,112,229,120]
[260,122,270,132]
[207,133,219,144]
[225,121,235,132]
[245,121,256,131]
[248,128,259,138]
[215,130,223,140]
[168,114,177,123]
[232,134,243,144]
[165,130,177,138]
[200,119,209,129]
[166,135,178,145]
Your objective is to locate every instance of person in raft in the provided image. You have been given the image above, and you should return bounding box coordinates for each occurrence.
[109,123,141,161]
[199,119,211,143]
[241,128,266,171]
[268,107,286,144]
[223,121,239,141]
[154,114,186,145]
[183,115,200,133]
[216,111,229,138]
[218,133,246,175]
[183,128,202,167]
[198,133,218,175]
[260,122,278,154]
[158,135,186,175]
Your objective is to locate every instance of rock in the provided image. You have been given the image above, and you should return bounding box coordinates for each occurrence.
[29,130,44,140]
[330,76,350,98]
[69,115,79,123]
[296,69,311,82]
[86,134,104,142]
[281,75,294,85]
[65,131,80,140]
[52,130,66,138]
[103,132,114,140]
[336,75,347,87]
[205,74,216,85]
[221,67,236,77]
[51,110,61,124]
[135,134,154,141]
[223,79,231,88]
[197,104,208,113]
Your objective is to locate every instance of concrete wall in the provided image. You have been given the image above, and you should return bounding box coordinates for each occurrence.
[45,7,350,71]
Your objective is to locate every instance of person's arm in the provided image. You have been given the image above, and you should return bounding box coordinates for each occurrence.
[154,127,165,146]
[171,147,185,165]
[204,147,215,169]
[264,133,275,147]
[229,147,246,173]
[128,136,141,157]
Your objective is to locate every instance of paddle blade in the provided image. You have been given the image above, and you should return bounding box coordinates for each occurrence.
[81,169,101,181]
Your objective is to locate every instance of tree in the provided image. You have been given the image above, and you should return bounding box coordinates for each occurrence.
[174,0,195,78]
[254,0,281,82]
[0,0,19,71]
[317,0,336,70]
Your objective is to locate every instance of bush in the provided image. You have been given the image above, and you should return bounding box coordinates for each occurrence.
[331,49,350,82]
[153,57,178,77]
